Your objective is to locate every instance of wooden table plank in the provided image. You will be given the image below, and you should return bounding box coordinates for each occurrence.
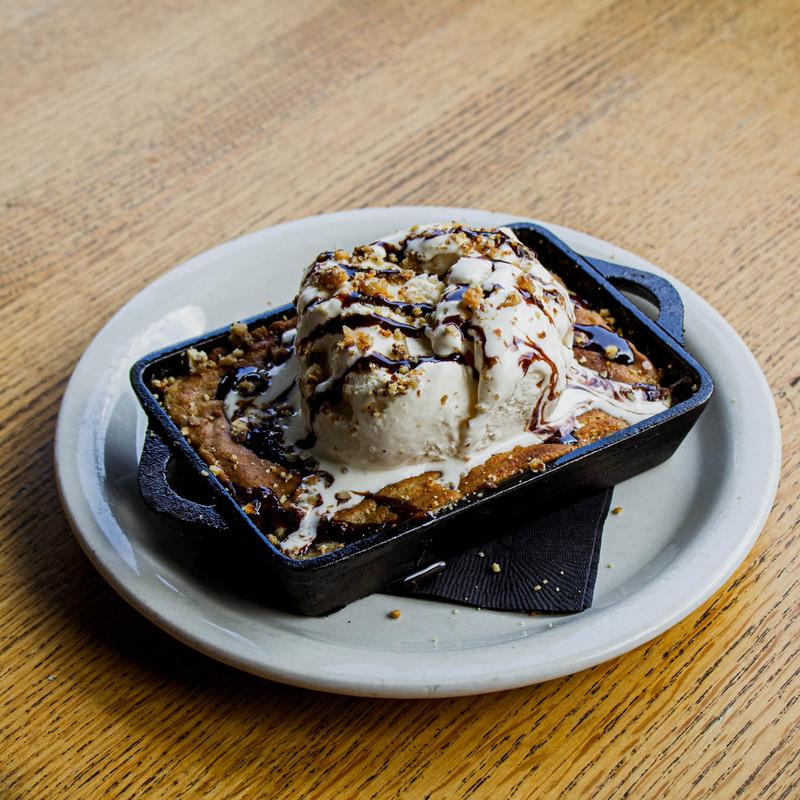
[1,0,798,797]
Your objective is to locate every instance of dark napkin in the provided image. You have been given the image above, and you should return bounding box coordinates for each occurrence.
[394,489,612,613]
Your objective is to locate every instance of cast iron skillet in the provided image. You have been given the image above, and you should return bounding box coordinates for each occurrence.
[130,223,713,615]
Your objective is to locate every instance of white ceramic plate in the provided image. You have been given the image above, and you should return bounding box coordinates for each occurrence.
[55,207,780,698]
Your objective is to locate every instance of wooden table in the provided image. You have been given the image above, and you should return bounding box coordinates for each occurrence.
[2,1,797,796]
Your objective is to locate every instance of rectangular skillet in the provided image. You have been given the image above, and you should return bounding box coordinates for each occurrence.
[130,223,714,615]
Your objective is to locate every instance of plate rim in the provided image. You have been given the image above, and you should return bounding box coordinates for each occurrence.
[55,206,782,698]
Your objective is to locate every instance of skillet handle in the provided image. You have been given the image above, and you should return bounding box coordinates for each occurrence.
[138,427,228,532]
[583,257,685,346]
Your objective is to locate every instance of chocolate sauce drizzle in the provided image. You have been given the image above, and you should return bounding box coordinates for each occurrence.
[215,365,270,400]
[517,338,561,430]
[233,485,305,536]
[435,314,496,370]
[243,416,317,475]
[308,351,469,415]
[632,382,669,401]
[340,291,433,316]
[218,369,314,471]
[516,287,555,324]
[442,285,469,303]
[533,420,578,445]
[304,290,433,318]
[574,324,634,364]
[307,262,407,282]
[296,312,425,348]
[518,340,559,398]
[410,224,531,260]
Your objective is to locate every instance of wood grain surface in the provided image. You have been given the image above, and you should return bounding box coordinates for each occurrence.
[1,0,798,797]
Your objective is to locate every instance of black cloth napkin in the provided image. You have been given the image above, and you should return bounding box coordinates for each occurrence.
[394,489,613,613]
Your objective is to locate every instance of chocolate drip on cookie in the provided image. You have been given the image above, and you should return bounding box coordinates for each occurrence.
[574,324,634,364]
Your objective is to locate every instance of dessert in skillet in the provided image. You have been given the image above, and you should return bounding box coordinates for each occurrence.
[154,224,670,557]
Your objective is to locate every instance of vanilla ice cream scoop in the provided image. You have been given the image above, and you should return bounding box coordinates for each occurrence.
[293,223,575,467]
